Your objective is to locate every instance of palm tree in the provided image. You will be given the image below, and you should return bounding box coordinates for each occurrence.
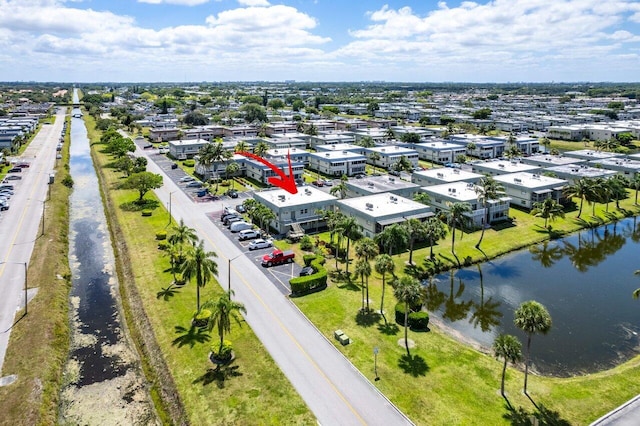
[423,217,447,259]
[630,174,640,205]
[539,137,551,153]
[493,334,523,402]
[357,135,375,148]
[169,218,198,261]
[355,237,379,311]
[164,240,182,285]
[385,128,395,141]
[531,198,565,229]
[198,141,226,182]
[413,192,431,206]
[402,218,428,265]
[202,291,247,355]
[253,140,269,157]
[607,175,629,210]
[446,202,472,256]
[234,140,249,153]
[339,215,363,277]
[374,254,395,322]
[369,151,381,168]
[514,300,552,394]
[564,177,592,219]
[330,174,349,199]
[469,264,502,332]
[529,241,563,268]
[393,275,424,357]
[474,177,505,249]
[181,240,219,312]
[374,223,409,256]
[354,258,372,312]
[466,142,477,157]
[392,155,413,175]
[225,161,240,189]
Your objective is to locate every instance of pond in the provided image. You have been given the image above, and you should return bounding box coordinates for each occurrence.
[430,217,640,377]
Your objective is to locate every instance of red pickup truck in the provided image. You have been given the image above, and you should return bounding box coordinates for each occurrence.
[261,249,295,267]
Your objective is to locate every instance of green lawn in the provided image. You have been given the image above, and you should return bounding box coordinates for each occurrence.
[87,116,314,425]
[290,195,640,425]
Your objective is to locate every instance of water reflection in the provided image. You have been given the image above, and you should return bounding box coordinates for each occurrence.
[430,216,640,376]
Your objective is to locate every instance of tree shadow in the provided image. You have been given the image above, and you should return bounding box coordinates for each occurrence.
[398,354,429,377]
[355,309,381,327]
[503,403,570,426]
[192,363,243,389]
[156,283,180,301]
[171,325,210,348]
[404,263,427,279]
[377,322,400,335]
[335,274,360,291]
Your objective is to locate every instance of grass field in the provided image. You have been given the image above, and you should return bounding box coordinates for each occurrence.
[86,115,315,425]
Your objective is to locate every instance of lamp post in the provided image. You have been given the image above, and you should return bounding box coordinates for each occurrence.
[228,253,243,296]
[373,346,379,381]
[0,261,28,316]
[168,191,176,226]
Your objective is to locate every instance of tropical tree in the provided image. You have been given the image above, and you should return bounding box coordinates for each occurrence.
[369,151,381,168]
[357,136,375,148]
[607,175,629,209]
[202,291,247,355]
[330,174,349,199]
[253,140,269,157]
[164,240,183,285]
[446,202,472,256]
[340,215,363,276]
[539,137,551,153]
[631,173,640,205]
[374,223,409,256]
[355,237,379,311]
[120,171,163,202]
[413,192,431,206]
[493,334,523,402]
[393,275,424,356]
[234,140,249,153]
[531,198,565,229]
[169,218,198,261]
[374,254,395,322]
[474,176,505,249]
[198,141,229,191]
[354,258,372,313]
[424,217,448,259]
[225,161,240,188]
[181,240,219,312]
[563,177,593,219]
[392,155,413,174]
[402,218,428,265]
[514,300,552,394]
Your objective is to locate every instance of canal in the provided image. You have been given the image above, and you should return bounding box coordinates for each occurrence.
[59,91,157,423]
[430,217,640,376]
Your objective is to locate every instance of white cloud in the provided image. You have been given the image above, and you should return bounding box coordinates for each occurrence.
[137,0,211,5]
[237,0,269,6]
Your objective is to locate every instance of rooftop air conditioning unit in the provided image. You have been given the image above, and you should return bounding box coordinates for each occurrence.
[278,195,286,201]
[514,178,522,183]
[365,203,374,210]
[368,182,374,187]
[437,173,444,178]
[451,188,456,193]
[325,153,330,157]
[389,177,395,182]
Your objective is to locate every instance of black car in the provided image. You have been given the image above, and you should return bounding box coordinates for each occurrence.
[299,266,315,276]
[171,163,178,169]
[227,189,238,198]
[8,167,21,173]
[235,204,246,213]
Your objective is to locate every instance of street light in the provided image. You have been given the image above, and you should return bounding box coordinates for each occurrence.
[0,261,28,316]
[228,253,244,296]
[373,346,380,381]
[168,190,176,226]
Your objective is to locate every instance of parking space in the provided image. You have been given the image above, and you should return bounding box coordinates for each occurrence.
[1,167,26,216]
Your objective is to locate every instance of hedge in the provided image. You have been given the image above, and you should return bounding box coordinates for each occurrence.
[302,254,316,267]
[394,303,429,330]
[156,230,167,240]
[289,255,327,297]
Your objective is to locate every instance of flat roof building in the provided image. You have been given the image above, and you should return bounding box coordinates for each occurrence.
[168,138,208,160]
[336,193,433,238]
[471,159,541,176]
[346,175,421,199]
[545,164,617,183]
[494,172,568,210]
[411,140,467,164]
[365,145,419,170]
[520,153,584,168]
[308,150,367,177]
[562,149,623,162]
[412,167,483,187]
[587,157,640,179]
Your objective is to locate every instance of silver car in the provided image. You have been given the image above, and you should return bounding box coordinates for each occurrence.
[248,239,273,251]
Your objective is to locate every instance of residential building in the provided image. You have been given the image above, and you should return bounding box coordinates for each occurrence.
[364,146,419,169]
[346,175,421,199]
[253,187,337,234]
[336,193,433,238]
[545,164,617,183]
[421,181,511,227]
[265,148,309,165]
[244,156,305,185]
[316,143,368,156]
[411,140,467,164]
[471,159,540,176]
[309,131,356,149]
[412,167,483,187]
[494,172,568,210]
[520,153,584,168]
[149,127,179,142]
[587,157,640,179]
[562,149,624,162]
[168,138,209,160]
[308,151,367,177]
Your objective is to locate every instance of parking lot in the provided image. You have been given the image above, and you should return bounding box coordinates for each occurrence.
[0,163,28,216]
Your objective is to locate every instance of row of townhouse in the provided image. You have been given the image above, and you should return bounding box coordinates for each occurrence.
[547,124,639,141]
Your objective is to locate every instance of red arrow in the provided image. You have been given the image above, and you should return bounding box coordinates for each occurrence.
[237,150,298,194]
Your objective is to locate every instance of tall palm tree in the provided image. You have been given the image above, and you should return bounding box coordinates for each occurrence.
[403,218,428,265]
[330,174,349,199]
[539,137,551,153]
[355,237,379,311]
[374,254,395,322]
[424,217,447,259]
[493,334,523,402]
[340,216,363,277]
[164,239,182,285]
[531,198,565,229]
[357,135,375,148]
[354,258,372,312]
[514,300,552,394]
[181,240,219,312]
[607,175,629,210]
[234,140,249,153]
[225,161,240,189]
[413,192,431,206]
[202,291,247,355]
[393,275,424,357]
[369,151,381,168]
[446,202,472,256]
[198,141,226,182]
[563,177,592,218]
[374,223,409,256]
[392,155,413,174]
[474,176,504,249]
[169,218,198,261]
[253,140,269,157]
[631,174,640,205]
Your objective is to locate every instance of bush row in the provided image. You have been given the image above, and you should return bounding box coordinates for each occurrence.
[394,303,430,330]
[289,255,327,297]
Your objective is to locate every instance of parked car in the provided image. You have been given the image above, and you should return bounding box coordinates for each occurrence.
[388,170,401,176]
[0,200,9,211]
[143,143,154,149]
[312,180,324,187]
[226,189,238,198]
[354,174,366,179]
[186,181,203,188]
[17,162,30,168]
[8,167,21,173]
[261,249,294,266]
[299,266,315,276]
[238,229,260,241]
[323,180,333,186]
[229,221,253,233]
[4,175,21,181]
[225,217,243,227]
[248,239,273,251]
[171,163,178,169]
[56,154,62,159]
[235,204,246,213]
[179,176,195,182]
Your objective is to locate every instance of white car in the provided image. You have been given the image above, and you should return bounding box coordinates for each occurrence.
[179,176,196,183]
[248,239,273,251]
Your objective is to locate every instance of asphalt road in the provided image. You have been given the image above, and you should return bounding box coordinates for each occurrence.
[0,109,62,374]
[132,141,414,425]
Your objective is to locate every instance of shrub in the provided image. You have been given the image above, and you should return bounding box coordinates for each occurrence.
[61,174,74,188]
[210,340,233,362]
[157,241,169,250]
[183,159,195,167]
[302,254,316,267]
[142,210,152,216]
[155,230,167,240]
[299,235,313,251]
[193,309,211,328]
[395,302,408,325]
[408,311,430,330]
[289,255,327,296]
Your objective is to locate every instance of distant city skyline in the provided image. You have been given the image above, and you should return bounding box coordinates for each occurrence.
[1,0,639,83]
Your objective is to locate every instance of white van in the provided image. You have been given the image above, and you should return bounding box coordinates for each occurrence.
[229,221,253,233]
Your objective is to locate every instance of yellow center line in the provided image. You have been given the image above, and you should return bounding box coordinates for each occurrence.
[197,228,367,425]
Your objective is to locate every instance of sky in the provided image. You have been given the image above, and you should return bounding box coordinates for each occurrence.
[0,0,639,83]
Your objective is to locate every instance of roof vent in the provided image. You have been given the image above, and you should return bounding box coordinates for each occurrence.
[365,203,374,210]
